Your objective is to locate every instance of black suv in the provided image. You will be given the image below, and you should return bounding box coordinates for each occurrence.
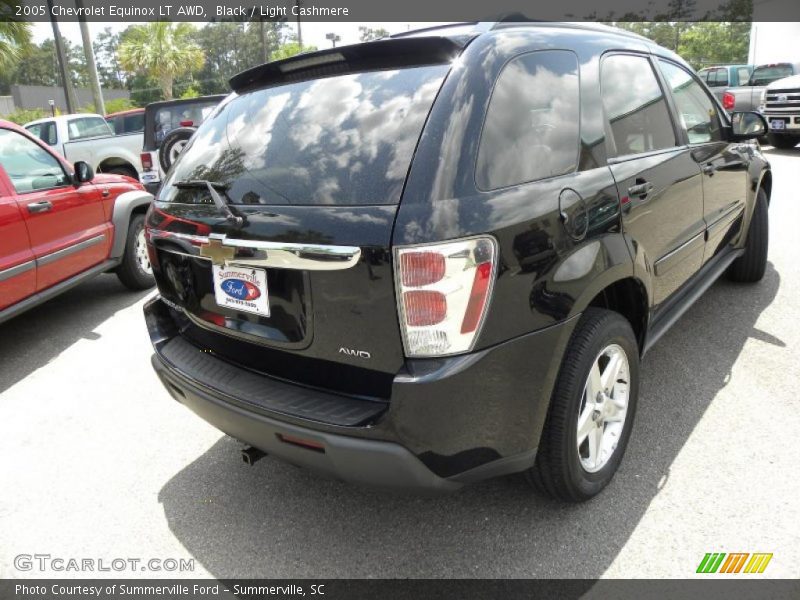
[143,22,771,501]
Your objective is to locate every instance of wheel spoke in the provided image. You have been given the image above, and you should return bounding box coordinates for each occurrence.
[601,350,624,393]
[577,404,595,443]
[588,362,602,399]
[587,425,602,469]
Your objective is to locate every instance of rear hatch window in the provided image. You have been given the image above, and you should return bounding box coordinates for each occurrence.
[151,100,220,148]
[158,65,449,206]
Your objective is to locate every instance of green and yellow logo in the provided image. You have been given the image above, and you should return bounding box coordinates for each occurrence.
[696,552,773,574]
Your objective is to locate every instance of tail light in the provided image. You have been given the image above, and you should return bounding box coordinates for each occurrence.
[722,92,735,111]
[179,120,194,127]
[140,152,153,171]
[395,237,497,357]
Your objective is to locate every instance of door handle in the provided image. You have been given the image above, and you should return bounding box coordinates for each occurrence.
[27,201,53,213]
[102,188,110,197]
[627,180,654,199]
[702,163,716,176]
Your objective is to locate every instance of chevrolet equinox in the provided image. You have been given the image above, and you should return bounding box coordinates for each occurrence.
[144,22,772,501]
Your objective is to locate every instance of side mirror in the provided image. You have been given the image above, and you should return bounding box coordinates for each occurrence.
[730,111,768,140]
[73,161,94,184]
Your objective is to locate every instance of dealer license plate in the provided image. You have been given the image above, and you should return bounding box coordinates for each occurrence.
[212,264,270,316]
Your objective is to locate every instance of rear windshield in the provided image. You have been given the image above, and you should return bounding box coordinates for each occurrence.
[158,65,448,206]
[750,64,794,86]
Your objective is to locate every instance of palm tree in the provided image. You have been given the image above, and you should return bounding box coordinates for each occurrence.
[0,19,31,73]
[118,22,204,100]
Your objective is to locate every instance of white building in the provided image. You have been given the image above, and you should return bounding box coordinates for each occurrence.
[749,22,800,65]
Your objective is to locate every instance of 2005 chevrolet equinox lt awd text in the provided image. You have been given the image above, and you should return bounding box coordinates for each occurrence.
[144,22,772,501]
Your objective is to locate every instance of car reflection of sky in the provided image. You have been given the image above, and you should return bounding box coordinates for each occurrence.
[167,66,448,207]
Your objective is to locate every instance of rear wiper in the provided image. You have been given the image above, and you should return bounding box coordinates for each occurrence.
[174,180,246,227]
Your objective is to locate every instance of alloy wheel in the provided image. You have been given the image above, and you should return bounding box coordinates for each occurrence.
[576,343,630,473]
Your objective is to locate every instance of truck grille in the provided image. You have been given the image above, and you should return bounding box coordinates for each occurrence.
[765,88,800,111]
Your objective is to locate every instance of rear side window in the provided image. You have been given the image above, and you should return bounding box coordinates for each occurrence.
[25,121,57,146]
[476,50,580,190]
[601,54,675,157]
[709,68,729,87]
[737,67,751,86]
[68,117,112,141]
[160,66,448,206]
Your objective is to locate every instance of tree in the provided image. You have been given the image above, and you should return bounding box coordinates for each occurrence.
[0,20,30,74]
[359,26,389,42]
[270,41,316,62]
[118,22,204,100]
[93,27,126,89]
[190,21,284,95]
[610,21,751,69]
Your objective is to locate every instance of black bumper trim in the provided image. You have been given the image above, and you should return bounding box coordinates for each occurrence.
[158,336,386,427]
[152,353,461,492]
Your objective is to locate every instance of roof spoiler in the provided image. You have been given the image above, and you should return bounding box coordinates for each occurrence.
[229,36,468,93]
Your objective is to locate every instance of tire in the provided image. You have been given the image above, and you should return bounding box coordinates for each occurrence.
[767,134,799,149]
[106,165,139,180]
[727,188,769,283]
[116,214,155,290]
[526,308,639,502]
[159,127,196,172]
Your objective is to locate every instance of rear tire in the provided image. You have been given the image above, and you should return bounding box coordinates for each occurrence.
[106,165,139,180]
[526,308,639,502]
[116,214,155,290]
[727,188,768,283]
[767,134,799,149]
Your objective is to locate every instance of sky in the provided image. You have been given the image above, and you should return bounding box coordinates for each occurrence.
[30,21,444,50]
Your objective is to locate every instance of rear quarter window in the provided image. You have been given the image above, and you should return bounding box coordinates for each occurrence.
[476,50,580,191]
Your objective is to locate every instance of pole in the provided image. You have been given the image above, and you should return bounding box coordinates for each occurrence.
[259,19,267,63]
[46,0,77,113]
[295,0,303,49]
[76,0,105,115]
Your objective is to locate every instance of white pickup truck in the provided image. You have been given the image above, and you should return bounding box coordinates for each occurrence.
[23,113,143,180]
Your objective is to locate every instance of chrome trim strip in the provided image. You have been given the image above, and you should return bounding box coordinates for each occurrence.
[654,231,705,276]
[706,203,744,236]
[0,260,35,283]
[150,230,362,271]
[37,234,106,267]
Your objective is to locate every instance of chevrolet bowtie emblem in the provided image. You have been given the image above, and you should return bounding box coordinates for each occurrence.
[200,236,236,266]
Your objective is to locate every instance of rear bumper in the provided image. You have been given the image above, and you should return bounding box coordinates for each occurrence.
[152,353,460,492]
[145,296,577,491]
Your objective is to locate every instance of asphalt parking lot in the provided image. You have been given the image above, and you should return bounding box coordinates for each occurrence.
[2,147,799,580]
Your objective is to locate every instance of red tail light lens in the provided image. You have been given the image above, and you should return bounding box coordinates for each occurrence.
[179,120,194,127]
[395,237,497,357]
[140,152,153,170]
[461,262,493,334]
[400,251,446,287]
[403,290,447,326]
[722,92,735,111]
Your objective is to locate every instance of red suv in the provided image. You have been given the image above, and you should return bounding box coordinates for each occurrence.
[0,119,155,324]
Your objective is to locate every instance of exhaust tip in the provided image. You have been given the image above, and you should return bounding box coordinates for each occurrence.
[241,446,267,466]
